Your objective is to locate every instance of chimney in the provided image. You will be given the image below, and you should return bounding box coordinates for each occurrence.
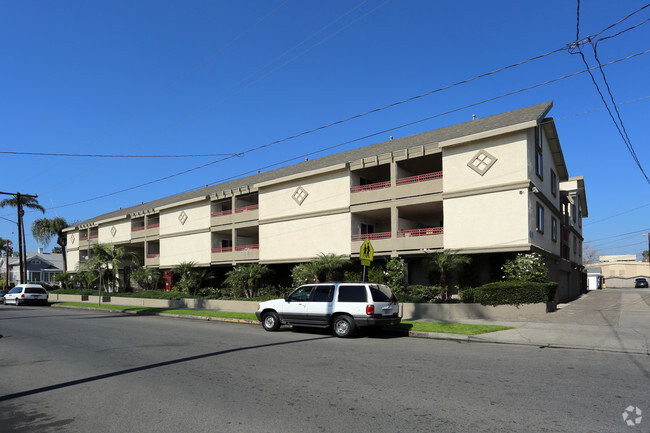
[38,247,43,254]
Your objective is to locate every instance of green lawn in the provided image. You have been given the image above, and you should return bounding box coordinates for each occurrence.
[51,302,513,335]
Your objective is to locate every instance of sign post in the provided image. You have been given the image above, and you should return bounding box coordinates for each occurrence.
[359,239,374,281]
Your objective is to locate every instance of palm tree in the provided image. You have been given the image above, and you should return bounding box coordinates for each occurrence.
[1,194,44,283]
[223,263,272,298]
[313,252,348,282]
[31,217,71,272]
[0,195,45,213]
[172,261,199,294]
[427,249,471,299]
[83,243,140,292]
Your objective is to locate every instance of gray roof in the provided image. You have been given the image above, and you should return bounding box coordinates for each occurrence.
[73,101,553,228]
[4,252,64,270]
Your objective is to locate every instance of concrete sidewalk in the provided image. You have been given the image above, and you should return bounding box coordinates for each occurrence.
[423,288,650,355]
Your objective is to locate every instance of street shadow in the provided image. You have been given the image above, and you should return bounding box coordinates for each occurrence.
[0,335,332,402]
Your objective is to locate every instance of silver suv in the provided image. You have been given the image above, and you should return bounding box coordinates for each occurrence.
[256,282,401,337]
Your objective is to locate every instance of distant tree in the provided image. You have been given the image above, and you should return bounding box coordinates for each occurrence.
[52,246,62,254]
[427,249,472,299]
[0,238,13,256]
[291,262,320,286]
[643,250,649,263]
[582,242,600,265]
[31,217,71,272]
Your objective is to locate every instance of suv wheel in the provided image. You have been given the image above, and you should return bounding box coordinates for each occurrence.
[332,315,356,338]
[262,312,281,332]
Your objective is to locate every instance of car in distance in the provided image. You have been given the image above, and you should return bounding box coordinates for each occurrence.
[635,278,649,288]
[0,289,9,303]
[256,282,401,337]
[3,284,49,306]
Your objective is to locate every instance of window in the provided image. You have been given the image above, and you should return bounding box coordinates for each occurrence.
[551,217,557,242]
[311,286,334,302]
[338,285,368,302]
[536,203,544,233]
[288,286,313,302]
[550,170,557,197]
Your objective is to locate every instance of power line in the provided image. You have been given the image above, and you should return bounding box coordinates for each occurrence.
[571,0,650,183]
[0,151,237,158]
[585,202,650,225]
[52,48,650,210]
[556,95,650,120]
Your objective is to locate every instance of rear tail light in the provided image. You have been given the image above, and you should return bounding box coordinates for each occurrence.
[21,294,25,298]
[366,304,374,315]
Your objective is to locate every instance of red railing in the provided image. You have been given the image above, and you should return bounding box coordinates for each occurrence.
[211,210,233,217]
[397,227,443,237]
[80,236,89,241]
[89,234,99,239]
[235,204,259,213]
[396,171,442,186]
[131,226,145,232]
[351,232,391,241]
[350,181,391,193]
[146,254,160,258]
[146,223,160,229]
[211,247,233,253]
[235,244,260,251]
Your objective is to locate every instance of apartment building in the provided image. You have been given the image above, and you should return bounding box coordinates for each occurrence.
[64,101,588,301]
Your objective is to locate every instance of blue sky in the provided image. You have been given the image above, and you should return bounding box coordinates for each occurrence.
[1,0,649,259]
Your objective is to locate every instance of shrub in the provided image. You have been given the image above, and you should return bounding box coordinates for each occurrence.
[385,258,406,292]
[502,252,548,282]
[393,285,442,303]
[472,280,557,307]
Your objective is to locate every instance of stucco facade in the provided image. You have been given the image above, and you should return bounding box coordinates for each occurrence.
[64,102,588,300]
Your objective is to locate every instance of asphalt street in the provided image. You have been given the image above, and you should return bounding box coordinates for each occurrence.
[1,304,647,433]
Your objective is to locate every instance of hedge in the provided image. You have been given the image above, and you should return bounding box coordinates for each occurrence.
[470,280,557,307]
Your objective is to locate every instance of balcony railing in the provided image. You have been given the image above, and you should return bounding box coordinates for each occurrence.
[80,236,89,241]
[211,210,233,217]
[89,234,99,239]
[131,226,145,232]
[146,254,160,258]
[235,204,259,213]
[235,244,259,251]
[146,223,160,229]
[351,232,391,241]
[397,227,443,237]
[350,181,391,193]
[396,171,442,186]
[211,247,233,253]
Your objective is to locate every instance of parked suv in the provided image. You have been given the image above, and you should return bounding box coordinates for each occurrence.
[635,278,649,288]
[3,284,49,306]
[256,282,401,337]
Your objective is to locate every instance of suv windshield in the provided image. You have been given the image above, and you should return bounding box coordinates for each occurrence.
[369,284,396,302]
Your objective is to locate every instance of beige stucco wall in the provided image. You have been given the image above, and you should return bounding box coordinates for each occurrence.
[68,249,80,271]
[258,169,350,222]
[160,232,211,267]
[160,200,211,237]
[442,131,528,193]
[99,220,131,244]
[259,213,352,262]
[67,232,79,251]
[444,189,529,250]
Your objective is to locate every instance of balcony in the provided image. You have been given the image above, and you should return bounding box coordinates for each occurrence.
[351,227,444,253]
[145,253,160,267]
[211,205,259,226]
[211,244,260,263]
[351,171,443,205]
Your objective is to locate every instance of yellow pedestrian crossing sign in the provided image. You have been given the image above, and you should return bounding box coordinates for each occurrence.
[360,239,374,266]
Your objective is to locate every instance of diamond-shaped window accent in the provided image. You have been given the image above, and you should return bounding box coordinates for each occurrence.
[70,234,76,244]
[292,186,309,206]
[467,149,498,176]
[178,211,188,225]
[111,226,117,237]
